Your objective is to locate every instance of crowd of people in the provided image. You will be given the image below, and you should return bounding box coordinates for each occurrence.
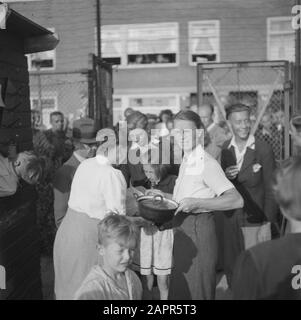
[1,102,301,300]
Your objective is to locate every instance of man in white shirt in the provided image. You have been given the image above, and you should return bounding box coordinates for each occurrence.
[168,110,243,300]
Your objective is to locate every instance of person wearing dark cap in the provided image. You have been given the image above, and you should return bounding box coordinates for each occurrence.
[220,103,278,287]
[53,118,98,228]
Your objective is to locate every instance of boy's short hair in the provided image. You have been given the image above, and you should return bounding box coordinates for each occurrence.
[97,213,139,248]
[273,157,301,221]
[225,103,250,119]
[19,151,45,183]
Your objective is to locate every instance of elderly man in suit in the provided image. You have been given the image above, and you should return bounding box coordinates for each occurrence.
[53,118,98,228]
[220,103,278,286]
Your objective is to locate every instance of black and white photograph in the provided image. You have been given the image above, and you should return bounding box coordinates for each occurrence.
[0,0,301,307]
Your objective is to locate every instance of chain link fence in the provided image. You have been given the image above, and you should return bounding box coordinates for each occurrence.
[197,61,291,162]
[29,72,90,129]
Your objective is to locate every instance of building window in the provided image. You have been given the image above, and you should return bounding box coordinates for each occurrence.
[100,23,179,68]
[30,95,57,128]
[267,17,294,62]
[101,25,124,66]
[121,94,180,116]
[27,28,56,71]
[188,20,220,66]
[127,23,178,67]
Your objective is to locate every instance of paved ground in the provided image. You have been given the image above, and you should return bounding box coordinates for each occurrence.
[41,255,232,300]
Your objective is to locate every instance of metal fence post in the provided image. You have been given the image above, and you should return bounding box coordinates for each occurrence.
[36,63,43,125]
[284,61,291,159]
[197,63,203,113]
[87,70,94,119]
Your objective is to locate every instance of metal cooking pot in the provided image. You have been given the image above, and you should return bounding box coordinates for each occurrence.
[134,194,178,226]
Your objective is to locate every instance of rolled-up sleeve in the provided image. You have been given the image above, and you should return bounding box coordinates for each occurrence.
[0,175,17,197]
[101,169,127,215]
[203,158,235,196]
[0,155,18,197]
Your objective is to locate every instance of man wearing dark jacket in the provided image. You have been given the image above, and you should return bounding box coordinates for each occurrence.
[220,104,278,286]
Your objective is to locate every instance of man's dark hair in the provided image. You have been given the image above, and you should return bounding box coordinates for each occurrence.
[50,111,64,121]
[225,103,250,120]
[159,109,173,122]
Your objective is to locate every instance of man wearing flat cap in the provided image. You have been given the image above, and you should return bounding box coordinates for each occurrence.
[53,117,98,228]
[220,103,278,287]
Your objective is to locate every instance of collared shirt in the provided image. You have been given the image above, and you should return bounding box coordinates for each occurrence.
[73,150,87,163]
[0,154,19,197]
[228,134,255,171]
[74,265,142,300]
[173,145,234,205]
[68,157,127,219]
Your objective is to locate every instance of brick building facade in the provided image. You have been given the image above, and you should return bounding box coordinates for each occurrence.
[8,0,295,126]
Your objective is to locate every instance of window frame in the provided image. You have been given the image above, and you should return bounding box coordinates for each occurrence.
[114,93,180,120]
[267,16,295,62]
[27,27,56,71]
[98,22,179,69]
[188,20,220,67]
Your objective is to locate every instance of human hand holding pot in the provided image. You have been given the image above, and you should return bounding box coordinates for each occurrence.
[145,189,164,197]
[175,198,206,215]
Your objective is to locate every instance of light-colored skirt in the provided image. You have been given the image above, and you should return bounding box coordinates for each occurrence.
[53,208,100,300]
[133,226,174,276]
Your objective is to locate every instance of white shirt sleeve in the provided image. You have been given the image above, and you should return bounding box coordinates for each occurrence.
[0,176,18,197]
[101,168,127,215]
[0,156,18,197]
[203,158,234,196]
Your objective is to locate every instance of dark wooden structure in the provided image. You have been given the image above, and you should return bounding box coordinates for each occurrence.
[0,4,58,299]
